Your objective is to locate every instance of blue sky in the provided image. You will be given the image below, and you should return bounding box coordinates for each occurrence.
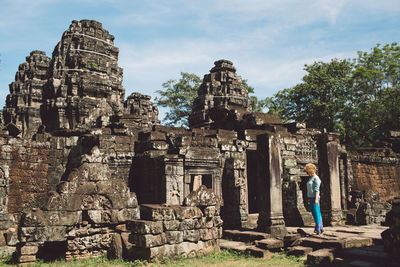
[0,0,399,119]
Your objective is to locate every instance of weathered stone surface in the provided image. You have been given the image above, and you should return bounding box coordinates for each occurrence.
[108,233,123,259]
[163,220,180,231]
[20,245,39,255]
[381,197,400,259]
[222,229,270,243]
[131,240,219,261]
[140,205,176,221]
[183,185,220,207]
[287,246,313,256]
[245,246,273,258]
[18,254,37,263]
[165,231,184,244]
[127,220,163,235]
[130,233,167,248]
[5,231,18,246]
[122,93,160,131]
[189,59,251,129]
[20,226,67,242]
[174,206,203,220]
[41,20,125,131]
[183,229,200,242]
[255,238,284,251]
[3,51,50,138]
[306,248,334,265]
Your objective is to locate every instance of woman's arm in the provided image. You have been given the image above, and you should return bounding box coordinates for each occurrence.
[315,190,319,205]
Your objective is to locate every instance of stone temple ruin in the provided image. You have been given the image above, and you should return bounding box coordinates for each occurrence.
[0,20,399,264]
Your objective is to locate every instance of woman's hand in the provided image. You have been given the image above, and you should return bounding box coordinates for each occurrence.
[315,191,319,205]
[315,199,319,205]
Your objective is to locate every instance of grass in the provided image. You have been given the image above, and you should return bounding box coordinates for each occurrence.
[0,249,305,267]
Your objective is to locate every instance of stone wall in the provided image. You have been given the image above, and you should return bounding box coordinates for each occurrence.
[0,137,50,216]
[350,148,400,203]
[345,147,400,225]
[127,186,222,261]
[16,145,139,264]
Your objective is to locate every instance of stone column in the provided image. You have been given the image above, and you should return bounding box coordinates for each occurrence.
[163,155,184,205]
[257,134,287,238]
[318,134,342,225]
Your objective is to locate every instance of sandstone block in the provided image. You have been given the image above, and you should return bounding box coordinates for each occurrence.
[245,246,273,258]
[165,231,183,244]
[140,204,175,221]
[199,228,213,241]
[179,219,196,230]
[130,233,166,248]
[175,206,203,220]
[127,220,163,234]
[255,238,284,251]
[287,246,313,256]
[20,245,39,255]
[163,220,180,231]
[307,249,334,265]
[183,229,200,242]
[107,233,123,259]
[18,255,36,263]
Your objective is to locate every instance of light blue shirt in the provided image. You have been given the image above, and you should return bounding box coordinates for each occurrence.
[307,175,321,198]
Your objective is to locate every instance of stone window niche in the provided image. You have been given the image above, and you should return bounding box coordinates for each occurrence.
[189,174,213,192]
[184,169,221,200]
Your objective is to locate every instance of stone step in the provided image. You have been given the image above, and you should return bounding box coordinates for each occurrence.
[219,239,251,253]
[255,238,284,251]
[299,236,373,250]
[223,229,270,243]
[306,248,334,266]
[283,233,301,247]
[333,245,395,265]
[286,246,313,256]
[245,246,272,258]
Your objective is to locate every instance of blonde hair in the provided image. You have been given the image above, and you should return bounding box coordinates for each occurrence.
[304,163,317,173]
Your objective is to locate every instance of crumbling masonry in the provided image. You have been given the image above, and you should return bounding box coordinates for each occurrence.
[0,20,399,263]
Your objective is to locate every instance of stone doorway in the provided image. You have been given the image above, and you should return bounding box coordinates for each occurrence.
[246,150,260,214]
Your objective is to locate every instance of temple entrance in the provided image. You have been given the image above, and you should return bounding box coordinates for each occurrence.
[246,150,259,214]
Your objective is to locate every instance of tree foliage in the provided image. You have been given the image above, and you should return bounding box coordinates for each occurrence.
[243,79,268,112]
[155,72,201,127]
[266,43,400,149]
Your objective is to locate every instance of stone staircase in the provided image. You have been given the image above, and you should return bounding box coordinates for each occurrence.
[220,229,284,259]
[220,226,397,266]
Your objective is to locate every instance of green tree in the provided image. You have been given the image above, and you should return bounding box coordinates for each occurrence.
[266,59,353,132]
[266,43,400,149]
[155,72,201,127]
[244,79,268,112]
[343,43,400,148]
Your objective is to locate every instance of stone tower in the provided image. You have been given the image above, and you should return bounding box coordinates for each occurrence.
[3,51,50,137]
[189,59,251,129]
[41,20,125,131]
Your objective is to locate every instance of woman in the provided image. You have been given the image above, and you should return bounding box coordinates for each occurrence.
[304,163,324,235]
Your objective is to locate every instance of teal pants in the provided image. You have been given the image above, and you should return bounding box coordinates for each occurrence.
[309,197,323,234]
